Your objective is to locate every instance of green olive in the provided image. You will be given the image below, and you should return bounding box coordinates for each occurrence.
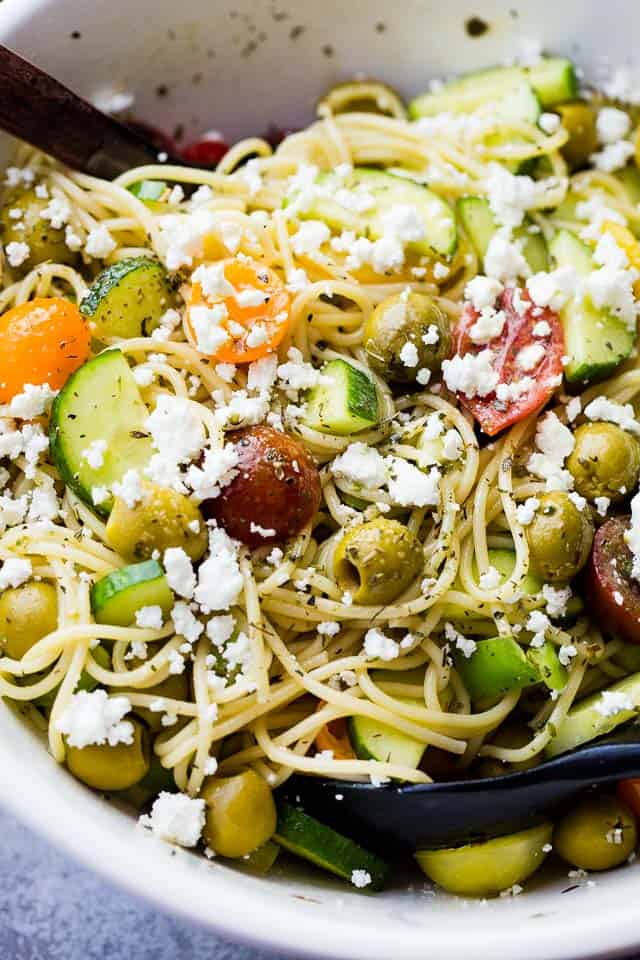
[416,822,553,896]
[200,769,277,858]
[554,794,637,871]
[105,480,208,563]
[65,717,150,791]
[333,517,424,605]
[567,422,640,503]
[557,102,598,171]
[363,292,451,384]
[0,187,79,274]
[0,582,58,660]
[474,723,541,778]
[525,491,594,583]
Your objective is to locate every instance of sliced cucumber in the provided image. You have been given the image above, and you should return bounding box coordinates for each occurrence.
[233,840,281,876]
[128,180,168,210]
[288,167,457,258]
[441,548,542,624]
[416,822,553,897]
[303,359,378,436]
[527,641,567,692]
[457,196,549,273]
[275,802,389,891]
[80,257,171,340]
[545,671,640,759]
[455,635,540,701]
[550,229,635,382]
[90,559,173,627]
[409,57,576,118]
[349,709,425,769]
[49,349,153,516]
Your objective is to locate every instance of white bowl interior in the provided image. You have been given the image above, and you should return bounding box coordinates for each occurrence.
[2,0,640,956]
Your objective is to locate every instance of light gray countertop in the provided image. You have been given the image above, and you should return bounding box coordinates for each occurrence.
[0,807,281,960]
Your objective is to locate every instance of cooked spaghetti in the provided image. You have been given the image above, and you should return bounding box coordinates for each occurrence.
[2,56,640,893]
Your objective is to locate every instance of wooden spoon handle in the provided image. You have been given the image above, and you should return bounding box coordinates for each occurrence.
[0,44,180,177]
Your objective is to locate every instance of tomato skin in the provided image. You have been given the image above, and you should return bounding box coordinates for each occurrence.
[315,717,355,760]
[454,287,565,436]
[584,516,640,644]
[180,135,229,167]
[618,779,640,819]
[203,426,321,547]
[0,298,91,403]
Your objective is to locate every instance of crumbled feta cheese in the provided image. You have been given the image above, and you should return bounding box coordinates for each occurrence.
[516,496,540,525]
[139,791,205,847]
[516,342,545,372]
[135,605,163,630]
[469,306,506,345]
[584,397,640,435]
[364,628,399,661]
[442,350,498,398]
[5,241,30,267]
[539,112,561,135]
[532,319,552,338]
[527,412,575,491]
[56,690,133,748]
[484,228,531,282]
[350,869,372,889]
[277,347,324,393]
[566,396,582,422]
[190,303,230,354]
[526,266,577,311]
[485,164,551,229]
[464,276,503,310]
[112,469,143,509]
[496,377,534,403]
[171,601,204,645]
[526,610,551,648]
[317,620,340,637]
[594,496,611,517]
[386,458,440,508]
[444,621,476,658]
[597,107,631,144]
[91,485,110,506]
[41,195,71,229]
[558,644,578,666]
[163,547,196,599]
[542,584,571,618]
[479,566,501,590]
[133,365,155,387]
[2,383,57,419]
[194,527,243,612]
[596,689,635,717]
[82,439,107,470]
[85,224,116,258]
[442,429,463,461]
[422,324,440,346]
[399,341,419,367]
[290,220,330,257]
[247,354,278,394]
[331,443,387,489]
[590,140,635,173]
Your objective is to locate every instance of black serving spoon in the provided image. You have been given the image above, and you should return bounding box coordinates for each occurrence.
[0,44,185,177]
[279,727,640,853]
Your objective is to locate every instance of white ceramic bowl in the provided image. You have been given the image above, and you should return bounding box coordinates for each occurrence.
[1,1,640,956]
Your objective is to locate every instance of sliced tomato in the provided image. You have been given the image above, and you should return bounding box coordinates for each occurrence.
[618,779,640,819]
[180,133,229,167]
[453,287,565,436]
[314,716,356,760]
[584,516,640,644]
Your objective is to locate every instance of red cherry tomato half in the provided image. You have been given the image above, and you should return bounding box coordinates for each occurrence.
[618,779,640,819]
[181,133,229,167]
[583,516,640,644]
[453,287,565,436]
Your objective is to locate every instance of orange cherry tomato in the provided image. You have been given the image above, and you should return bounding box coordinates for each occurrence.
[315,716,356,760]
[618,779,640,819]
[186,257,291,364]
[0,297,91,403]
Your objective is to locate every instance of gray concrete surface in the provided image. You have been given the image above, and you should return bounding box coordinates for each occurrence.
[0,807,280,960]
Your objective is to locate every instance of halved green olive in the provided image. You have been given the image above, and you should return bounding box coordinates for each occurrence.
[105,480,208,562]
[200,769,277,858]
[0,582,58,660]
[333,517,424,605]
[65,717,150,791]
[557,102,598,171]
[567,422,640,503]
[525,491,594,583]
[363,292,451,384]
[553,793,637,871]
[0,187,79,274]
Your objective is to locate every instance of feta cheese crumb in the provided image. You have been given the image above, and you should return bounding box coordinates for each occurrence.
[442,350,498,398]
[364,628,399,661]
[444,621,476,659]
[596,690,635,717]
[516,497,540,525]
[56,690,133,748]
[350,869,372,889]
[597,107,631,144]
[5,241,30,267]
[163,547,196,599]
[139,791,205,848]
[135,605,163,630]
[0,557,32,590]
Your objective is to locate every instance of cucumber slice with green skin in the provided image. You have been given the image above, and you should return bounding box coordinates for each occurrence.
[527,641,567,692]
[441,548,542,623]
[90,559,173,626]
[550,229,636,382]
[80,257,171,340]
[127,180,168,209]
[415,822,553,897]
[49,349,153,516]
[457,196,549,273]
[233,840,281,876]
[349,707,425,769]
[455,635,540,701]
[408,58,576,118]
[288,167,457,258]
[303,359,379,435]
[275,802,389,891]
[545,671,640,759]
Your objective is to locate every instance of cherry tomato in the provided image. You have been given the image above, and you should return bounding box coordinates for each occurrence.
[583,516,640,643]
[180,133,229,167]
[0,297,91,403]
[203,425,321,547]
[186,257,291,364]
[315,717,355,760]
[618,779,640,819]
[453,287,565,436]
